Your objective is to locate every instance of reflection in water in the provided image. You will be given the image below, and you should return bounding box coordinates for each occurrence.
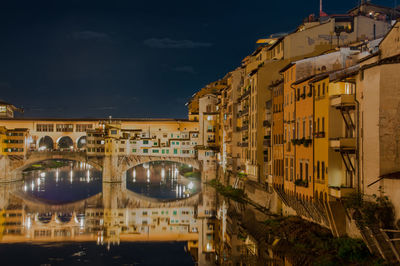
[0,160,218,265]
[127,161,201,200]
[22,161,102,203]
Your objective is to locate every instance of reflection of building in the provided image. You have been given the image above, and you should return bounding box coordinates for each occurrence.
[0,180,218,265]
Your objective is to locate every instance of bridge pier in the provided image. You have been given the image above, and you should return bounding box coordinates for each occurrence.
[0,156,23,182]
[102,155,126,183]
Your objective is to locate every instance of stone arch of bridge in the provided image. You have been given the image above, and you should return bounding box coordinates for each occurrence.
[120,155,201,173]
[12,151,103,173]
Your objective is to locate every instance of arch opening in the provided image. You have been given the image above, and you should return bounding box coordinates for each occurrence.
[77,136,87,150]
[38,136,54,151]
[57,136,74,151]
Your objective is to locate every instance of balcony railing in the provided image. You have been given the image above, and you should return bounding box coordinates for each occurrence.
[329,137,356,151]
[241,125,249,131]
[330,94,355,109]
[314,131,325,138]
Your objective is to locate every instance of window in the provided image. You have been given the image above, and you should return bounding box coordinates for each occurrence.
[56,124,73,132]
[143,149,148,154]
[322,117,325,132]
[302,119,305,138]
[143,140,149,144]
[36,124,54,132]
[132,149,136,153]
[152,149,159,153]
[290,158,294,181]
[321,161,325,180]
[299,162,303,180]
[110,130,117,135]
[305,163,309,181]
[76,124,93,132]
[317,161,320,179]
[309,119,312,138]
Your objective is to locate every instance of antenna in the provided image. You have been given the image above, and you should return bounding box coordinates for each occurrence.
[319,0,328,17]
[320,0,322,14]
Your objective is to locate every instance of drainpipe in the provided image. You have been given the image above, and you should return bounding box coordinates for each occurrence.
[354,81,361,194]
[290,83,297,194]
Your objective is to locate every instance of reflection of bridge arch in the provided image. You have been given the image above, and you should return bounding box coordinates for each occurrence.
[38,136,54,150]
[121,155,201,173]
[124,189,200,208]
[12,191,103,213]
[57,136,74,150]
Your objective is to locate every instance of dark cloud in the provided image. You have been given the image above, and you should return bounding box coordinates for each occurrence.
[71,31,110,41]
[143,38,212,48]
[173,66,196,74]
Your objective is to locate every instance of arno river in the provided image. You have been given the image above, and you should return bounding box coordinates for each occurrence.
[0,160,207,265]
[0,160,374,265]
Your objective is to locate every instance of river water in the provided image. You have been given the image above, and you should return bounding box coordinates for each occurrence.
[0,160,203,266]
[0,159,357,265]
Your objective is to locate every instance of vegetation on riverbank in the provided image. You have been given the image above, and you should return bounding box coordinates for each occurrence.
[208,179,247,203]
[263,216,383,265]
[343,190,395,228]
[23,160,69,172]
[178,165,201,179]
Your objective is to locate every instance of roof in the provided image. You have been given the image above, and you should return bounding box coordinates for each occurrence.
[292,74,316,85]
[329,65,360,82]
[0,100,13,106]
[379,21,400,51]
[379,171,400,180]
[279,62,295,73]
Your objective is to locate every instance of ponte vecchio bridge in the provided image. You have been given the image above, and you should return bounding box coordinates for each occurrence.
[0,116,214,183]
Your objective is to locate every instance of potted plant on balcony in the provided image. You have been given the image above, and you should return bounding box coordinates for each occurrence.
[304,139,312,147]
[294,179,308,187]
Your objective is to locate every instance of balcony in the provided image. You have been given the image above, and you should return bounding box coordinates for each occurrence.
[314,131,325,138]
[240,89,250,100]
[239,142,248,147]
[329,138,356,151]
[240,125,249,131]
[330,94,355,109]
[329,186,355,198]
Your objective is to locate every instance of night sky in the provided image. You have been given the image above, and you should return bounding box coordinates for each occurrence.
[0,0,396,118]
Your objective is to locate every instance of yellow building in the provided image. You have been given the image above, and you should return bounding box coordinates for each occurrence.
[292,76,314,201]
[0,126,29,156]
[281,63,296,197]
